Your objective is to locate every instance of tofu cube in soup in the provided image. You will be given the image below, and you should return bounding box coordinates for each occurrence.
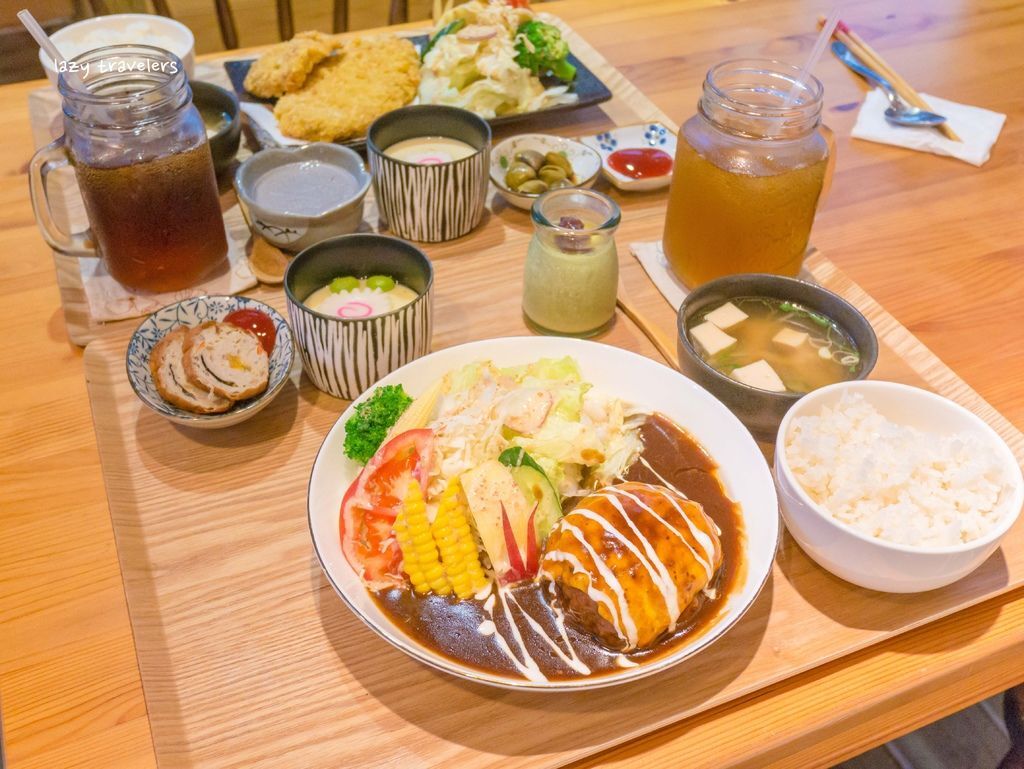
[772,328,808,348]
[690,321,736,356]
[704,301,748,330]
[731,359,786,392]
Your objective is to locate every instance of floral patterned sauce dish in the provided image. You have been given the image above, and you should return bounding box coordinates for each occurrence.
[126,295,294,429]
[234,143,371,253]
[580,122,678,191]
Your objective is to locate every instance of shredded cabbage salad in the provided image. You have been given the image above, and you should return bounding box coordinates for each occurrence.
[418,0,579,118]
[426,357,646,499]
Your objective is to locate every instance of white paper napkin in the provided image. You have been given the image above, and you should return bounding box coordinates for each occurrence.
[629,242,819,310]
[629,241,689,310]
[81,211,256,323]
[851,88,1006,166]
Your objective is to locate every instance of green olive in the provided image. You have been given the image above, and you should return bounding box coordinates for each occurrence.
[505,162,537,189]
[366,275,395,292]
[329,276,359,293]
[514,149,545,170]
[543,151,573,175]
[548,178,574,189]
[517,179,549,195]
[537,164,568,185]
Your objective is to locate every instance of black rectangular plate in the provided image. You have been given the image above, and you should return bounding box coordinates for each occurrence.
[222,34,613,152]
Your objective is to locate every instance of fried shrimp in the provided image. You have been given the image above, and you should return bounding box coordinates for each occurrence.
[273,35,420,142]
[243,31,338,98]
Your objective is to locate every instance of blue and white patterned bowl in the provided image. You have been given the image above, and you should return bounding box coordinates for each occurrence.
[125,295,294,429]
[284,234,433,400]
[580,122,678,191]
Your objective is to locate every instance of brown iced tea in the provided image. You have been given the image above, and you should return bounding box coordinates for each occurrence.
[663,140,827,288]
[75,144,227,292]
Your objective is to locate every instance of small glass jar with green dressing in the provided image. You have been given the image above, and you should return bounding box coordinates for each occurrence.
[522,189,620,337]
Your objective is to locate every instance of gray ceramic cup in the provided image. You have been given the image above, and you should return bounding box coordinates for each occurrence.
[234,143,371,252]
[284,234,433,399]
[677,273,879,442]
[367,105,490,243]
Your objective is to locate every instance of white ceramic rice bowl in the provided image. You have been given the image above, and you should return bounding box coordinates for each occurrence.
[775,380,1023,593]
[308,336,779,690]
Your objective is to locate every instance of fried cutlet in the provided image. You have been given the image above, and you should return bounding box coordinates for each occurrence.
[273,35,420,142]
[243,31,338,99]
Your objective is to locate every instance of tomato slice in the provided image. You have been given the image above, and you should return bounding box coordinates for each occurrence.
[340,429,433,587]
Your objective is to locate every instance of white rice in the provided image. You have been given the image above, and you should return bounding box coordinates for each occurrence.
[784,392,1010,548]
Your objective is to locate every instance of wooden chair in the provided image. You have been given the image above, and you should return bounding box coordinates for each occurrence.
[83,0,409,49]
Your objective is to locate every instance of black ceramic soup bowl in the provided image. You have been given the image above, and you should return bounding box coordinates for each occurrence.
[191,80,241,177]
[677,273,879,442]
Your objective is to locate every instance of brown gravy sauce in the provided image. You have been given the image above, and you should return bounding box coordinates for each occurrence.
[373,413,745,681]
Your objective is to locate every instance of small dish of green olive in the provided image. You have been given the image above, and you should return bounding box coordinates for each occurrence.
[490,134,602,211]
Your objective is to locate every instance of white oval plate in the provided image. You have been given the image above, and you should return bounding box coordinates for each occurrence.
[308,337,778,691]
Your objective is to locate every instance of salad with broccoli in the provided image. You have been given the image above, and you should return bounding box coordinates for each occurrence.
[418,0,579,118]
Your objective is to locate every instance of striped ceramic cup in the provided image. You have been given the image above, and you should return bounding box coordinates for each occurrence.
[284,234,433,399]
[367,105,491,243]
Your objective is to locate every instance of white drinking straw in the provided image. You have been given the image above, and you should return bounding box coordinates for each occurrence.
[784,7,841,106]
[18,9,85,89]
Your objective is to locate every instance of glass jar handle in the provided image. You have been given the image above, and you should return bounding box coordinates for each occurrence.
[28,137,95,257]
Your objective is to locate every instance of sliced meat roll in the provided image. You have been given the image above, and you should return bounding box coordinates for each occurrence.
[150,328,233,414]
[182,321,270,401]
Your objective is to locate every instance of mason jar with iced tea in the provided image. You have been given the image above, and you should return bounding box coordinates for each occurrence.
[30,45,227,293]
[663,59,832,288]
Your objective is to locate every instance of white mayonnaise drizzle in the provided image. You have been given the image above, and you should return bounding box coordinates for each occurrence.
[558,520,640,649]
[570,506,681,630]
[597,484,716,582]
[614,654,639,668]
[477,587,546,682]
[505,589,591,675]
[540,551,620,626]
[636,456,688,499]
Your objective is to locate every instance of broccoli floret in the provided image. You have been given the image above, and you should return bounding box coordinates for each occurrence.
[514,20,577,82]
[343,384,413,464]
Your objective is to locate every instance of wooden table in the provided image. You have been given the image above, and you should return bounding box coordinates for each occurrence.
[1,0,1022,767]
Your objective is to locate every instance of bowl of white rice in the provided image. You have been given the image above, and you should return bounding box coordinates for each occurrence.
[775,380,1023,592]
[41,14,195,85]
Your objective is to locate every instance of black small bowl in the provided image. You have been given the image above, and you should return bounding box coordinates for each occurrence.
[677,274,879,442]
[191,80,241,177]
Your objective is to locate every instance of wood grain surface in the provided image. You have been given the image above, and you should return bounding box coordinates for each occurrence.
[2,1,1023,768]
[81,237,1024,768]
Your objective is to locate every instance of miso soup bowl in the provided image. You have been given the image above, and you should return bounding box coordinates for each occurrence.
[284,234,433,399]
[677,273,878,442]
[775,381,1024,592]
[367,105,490,243]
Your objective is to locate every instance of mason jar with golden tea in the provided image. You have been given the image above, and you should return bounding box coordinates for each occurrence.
[663,59,832,288]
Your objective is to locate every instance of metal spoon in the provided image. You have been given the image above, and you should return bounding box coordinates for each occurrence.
[831,41,947,127]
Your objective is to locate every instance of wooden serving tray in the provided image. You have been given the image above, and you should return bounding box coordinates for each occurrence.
[74,21,1024,769]
[83,245,1024,769]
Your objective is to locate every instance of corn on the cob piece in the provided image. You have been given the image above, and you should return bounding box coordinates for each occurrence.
[386,377,445,443]
[432,477,490,599]
[395,479,451,595]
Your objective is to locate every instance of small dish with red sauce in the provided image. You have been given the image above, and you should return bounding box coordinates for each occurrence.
[126,294,294,429]
[580,122,678,191]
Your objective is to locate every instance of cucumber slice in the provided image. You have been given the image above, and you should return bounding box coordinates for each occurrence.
[498,447,562,544]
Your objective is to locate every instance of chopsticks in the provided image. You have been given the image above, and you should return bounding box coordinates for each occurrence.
[819,15,961,142]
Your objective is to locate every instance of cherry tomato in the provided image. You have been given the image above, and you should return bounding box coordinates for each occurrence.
[223,308,276,354]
